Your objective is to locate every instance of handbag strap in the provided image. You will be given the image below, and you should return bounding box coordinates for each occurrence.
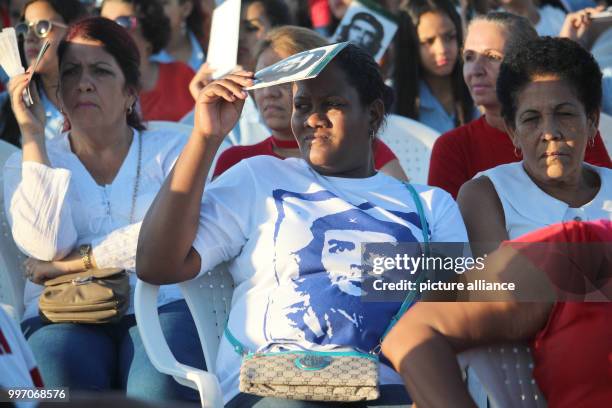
[378,182,429,344]
[225,182,431,356]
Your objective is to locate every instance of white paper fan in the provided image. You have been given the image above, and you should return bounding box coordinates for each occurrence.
[0,28,25,77]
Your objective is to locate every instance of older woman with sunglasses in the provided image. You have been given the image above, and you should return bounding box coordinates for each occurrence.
[2,0,86,143]
[4,17,204,401]
[101,0,195,121]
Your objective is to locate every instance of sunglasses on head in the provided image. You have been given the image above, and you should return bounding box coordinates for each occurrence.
[15,20,67,39]
[114,16,138,31]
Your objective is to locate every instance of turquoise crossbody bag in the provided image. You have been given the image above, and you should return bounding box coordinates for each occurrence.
[225,183,430,402]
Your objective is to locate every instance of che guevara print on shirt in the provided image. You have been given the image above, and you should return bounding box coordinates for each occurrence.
[261,188,426,353]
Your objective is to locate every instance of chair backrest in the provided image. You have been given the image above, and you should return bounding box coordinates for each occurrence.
[378,114,440,184]
[0,140,27,321]
[180,263,235,373]
[458,343,546,408]
[598,113,612,156]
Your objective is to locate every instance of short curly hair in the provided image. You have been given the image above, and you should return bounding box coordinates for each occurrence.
[102,0,170,55]
[497,37,602,128]
[334,44,394,133]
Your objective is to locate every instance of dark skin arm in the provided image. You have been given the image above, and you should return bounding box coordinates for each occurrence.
[136,72,254,285]
[382,300,552,408]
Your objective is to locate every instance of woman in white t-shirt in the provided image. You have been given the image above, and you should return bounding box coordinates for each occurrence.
[137,43,469,406]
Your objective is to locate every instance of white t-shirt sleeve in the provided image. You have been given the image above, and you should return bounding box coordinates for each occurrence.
[3,154,77,261]
[192,161,257,276]
[420,186,468,242]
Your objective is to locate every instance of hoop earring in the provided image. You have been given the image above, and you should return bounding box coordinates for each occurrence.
[60,108,71,132]
[513,146,521,159]
[589,137,595,148]
[127,104,134,115]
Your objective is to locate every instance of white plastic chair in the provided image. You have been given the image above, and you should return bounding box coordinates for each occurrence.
[378,114,440,184]
[0,140,27,321]
[598,112,612,156]
[135,263,234,408]
[457,343,547,408]
[458,344,546,408]
[147,120,232,182]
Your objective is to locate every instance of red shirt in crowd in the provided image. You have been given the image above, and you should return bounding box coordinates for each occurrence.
[428,116,612,198]
[213,135,398,178]
[507,220,612,408]
[140,62,195,122]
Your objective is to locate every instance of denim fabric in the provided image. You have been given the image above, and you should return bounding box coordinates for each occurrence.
[21,300,204,402]
[150,31,205,72]
[226,385,412,408]
[418,81,479,134]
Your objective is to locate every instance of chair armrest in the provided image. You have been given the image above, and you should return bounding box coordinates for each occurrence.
[134,280,224,408]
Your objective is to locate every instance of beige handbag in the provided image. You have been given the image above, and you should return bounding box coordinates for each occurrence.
[238,350,380,401]
[38,268,130,324]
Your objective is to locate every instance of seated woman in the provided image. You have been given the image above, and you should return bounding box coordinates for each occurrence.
[136,44,469,407]
[213,25,408,181]
[4,17,203,401]
[393,0,478,134]
[101,0,195,122]
[152,0,206,72]
[457,36,612,256]
[382,219,612,408]
[0,0,87,144]
[427,11,611,199]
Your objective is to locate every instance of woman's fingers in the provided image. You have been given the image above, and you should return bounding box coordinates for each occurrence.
[201,77,252,103]
[203,83,245,103]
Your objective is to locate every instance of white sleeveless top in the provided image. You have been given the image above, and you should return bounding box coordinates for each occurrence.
[478,162,612,239]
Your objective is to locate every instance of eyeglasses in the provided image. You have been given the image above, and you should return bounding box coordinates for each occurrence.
[15,20,67,39]
[114,16,138,31]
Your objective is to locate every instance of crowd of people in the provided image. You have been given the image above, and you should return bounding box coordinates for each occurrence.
[0,0,610,407]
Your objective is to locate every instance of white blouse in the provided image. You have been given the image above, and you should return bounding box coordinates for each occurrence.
[3,127,189,320]
[479,162,612,239]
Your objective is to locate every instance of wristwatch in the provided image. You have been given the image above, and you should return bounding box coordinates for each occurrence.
[79,244,93,270]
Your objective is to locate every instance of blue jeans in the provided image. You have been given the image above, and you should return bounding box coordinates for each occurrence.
[226,385,412,407]
[21,300,204,402]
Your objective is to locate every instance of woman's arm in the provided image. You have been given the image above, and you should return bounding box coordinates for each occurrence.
[457,176,509,257]
[4,75,78,260]
[137,72,253,285]
[382,301,552,408]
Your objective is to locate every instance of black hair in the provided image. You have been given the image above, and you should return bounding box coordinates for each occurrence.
[334,43,394,133]
[336,11,385,57]
[102,0,170,55]
[180,0,204,40]
[497,37,602,128]
[22,0,88,24]
[242,0,292,27]
[396,0,474,126]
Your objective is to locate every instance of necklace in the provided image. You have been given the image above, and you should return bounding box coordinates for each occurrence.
[129,131,142,224]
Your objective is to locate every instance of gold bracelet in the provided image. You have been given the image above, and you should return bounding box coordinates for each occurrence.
[79,244,93,270]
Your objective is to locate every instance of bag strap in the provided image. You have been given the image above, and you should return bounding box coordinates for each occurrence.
[226,182,431,356]
[378,182,430,343]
